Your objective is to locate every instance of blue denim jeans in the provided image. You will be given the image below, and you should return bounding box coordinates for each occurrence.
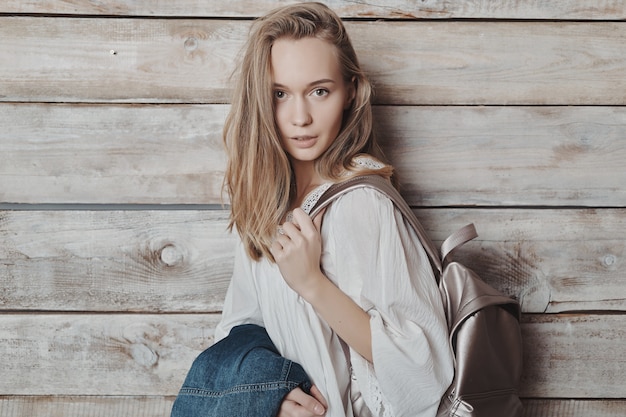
[171,324,313,417]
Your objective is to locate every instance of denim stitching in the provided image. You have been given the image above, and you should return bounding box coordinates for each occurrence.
[178,381,301,397]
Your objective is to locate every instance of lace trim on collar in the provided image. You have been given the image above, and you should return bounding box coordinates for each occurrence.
[301,182,333,215]
[285,156,384,221]
[351,155,384,171]
[285,182,333,223]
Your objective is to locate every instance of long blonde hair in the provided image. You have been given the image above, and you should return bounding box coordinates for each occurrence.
[223,2,392,261]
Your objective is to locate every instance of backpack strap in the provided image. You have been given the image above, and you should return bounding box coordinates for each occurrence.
[310,174,445,276]
[440,223,478,264]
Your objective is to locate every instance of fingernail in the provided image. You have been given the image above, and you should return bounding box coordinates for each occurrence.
[315,404,324,415]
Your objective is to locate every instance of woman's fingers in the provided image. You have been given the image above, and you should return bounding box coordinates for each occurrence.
[291,208,315,235]
[277,208,325,243]
[309,385,328,408]
[312,208,326,233]
[279,387,326,416]
[271,208,326,296]
[281,220,302,240]
[272,211,312,254]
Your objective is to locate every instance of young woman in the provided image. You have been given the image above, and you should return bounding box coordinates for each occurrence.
[215,3,453,416]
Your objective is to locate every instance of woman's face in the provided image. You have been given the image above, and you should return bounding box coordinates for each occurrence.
[271,37,354,169]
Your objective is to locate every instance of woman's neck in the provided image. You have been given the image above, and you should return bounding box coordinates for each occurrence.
[291,161,324,209]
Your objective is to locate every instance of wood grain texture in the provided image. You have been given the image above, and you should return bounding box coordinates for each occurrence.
[0,314,220,396]
[377,106,626,207]
[0,210,236,313]
[2,0,625,20]
[2,104,624,206]
[0,396,175,417]
[0,103,228,205]
[0,313,623,398]
[1,397,626,417]
[1,18,625,105]
[1,209,624,314]
[522,399,626,417]
[520,314,626,398]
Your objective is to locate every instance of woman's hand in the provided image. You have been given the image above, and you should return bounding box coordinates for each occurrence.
[271,208,326,298]
[278,385,327,416]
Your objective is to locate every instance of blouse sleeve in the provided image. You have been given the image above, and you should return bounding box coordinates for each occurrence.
[325,187,454,417]
[214,238,264,343]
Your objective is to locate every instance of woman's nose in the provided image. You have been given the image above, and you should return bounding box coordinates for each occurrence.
[291,98,312,127]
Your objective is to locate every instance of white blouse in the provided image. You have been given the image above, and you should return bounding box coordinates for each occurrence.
[215,181,454,417]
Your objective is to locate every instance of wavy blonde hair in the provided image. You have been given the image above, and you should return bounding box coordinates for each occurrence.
[223,2,393,261]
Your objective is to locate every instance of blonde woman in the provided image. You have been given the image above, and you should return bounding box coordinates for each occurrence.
[173,3,453,417]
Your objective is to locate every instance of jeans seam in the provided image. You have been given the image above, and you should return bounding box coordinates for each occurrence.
[179,381,301,397]
[281,359,292,382]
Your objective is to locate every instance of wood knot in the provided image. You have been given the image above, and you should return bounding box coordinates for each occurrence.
[130,343,158,368]
[603,254,616,268]
[160,244,183,267]
[184,37,198,51]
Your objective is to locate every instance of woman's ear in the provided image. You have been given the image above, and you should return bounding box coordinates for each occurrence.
[344,76,356,110]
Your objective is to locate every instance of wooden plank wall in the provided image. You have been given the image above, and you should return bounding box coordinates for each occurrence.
[1,1,625,416]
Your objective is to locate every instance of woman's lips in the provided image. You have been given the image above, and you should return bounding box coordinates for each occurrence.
[291,135,318,148]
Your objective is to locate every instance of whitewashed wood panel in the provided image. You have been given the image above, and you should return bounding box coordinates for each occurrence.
[0,313,623,398]
[2,0,624,20]
[1,397,625,417]
[0,104,228,205]
[0,210,236,313]
[520,314,626,398]
[1,209,624,314]
[522,399,626,417]
[0,396,175,417]
[0,314,221,396]
[1,18,625,105]
[377,106,626,207]
[2,104,624,206]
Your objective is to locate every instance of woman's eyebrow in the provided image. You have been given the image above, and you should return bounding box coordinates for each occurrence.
[273,79,336,89]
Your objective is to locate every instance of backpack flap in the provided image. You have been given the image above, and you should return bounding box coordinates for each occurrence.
[441,263,522,335]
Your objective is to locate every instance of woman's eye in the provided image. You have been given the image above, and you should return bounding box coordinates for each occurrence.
[313,88,328,97]
[274,90,286,100]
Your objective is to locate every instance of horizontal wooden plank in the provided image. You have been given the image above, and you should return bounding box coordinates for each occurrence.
[1,397,625,417]
[1,18,625,105]
[378,106,626,207]
[0,314,220,396]
[0,104,228,205]
[2,0,624,20]
[0,396,175,417]
[2,104,625,206]
[1,209,625,314]
[520,314,626,398]
[522,399,626,417]
[0,210,236,313]
[0,313,623,398]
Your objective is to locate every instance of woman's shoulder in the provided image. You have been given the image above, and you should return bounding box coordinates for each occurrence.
[322,185,402,248]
